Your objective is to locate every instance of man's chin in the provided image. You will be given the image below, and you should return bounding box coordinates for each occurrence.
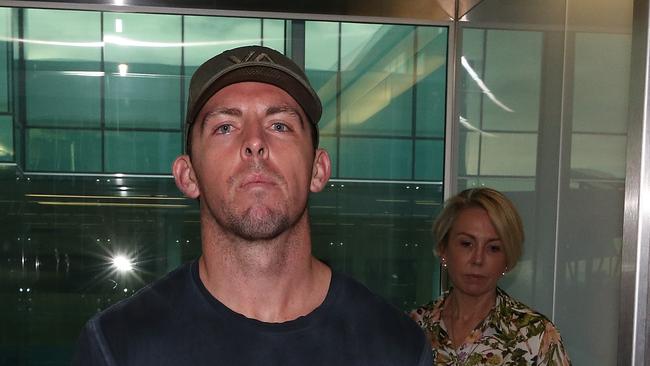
[225,211,291,242]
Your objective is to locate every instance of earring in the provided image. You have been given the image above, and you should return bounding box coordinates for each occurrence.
[441,258,447,268]
[502,266,508,276]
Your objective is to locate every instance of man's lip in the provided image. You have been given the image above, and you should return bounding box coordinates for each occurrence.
[240,174,276,188]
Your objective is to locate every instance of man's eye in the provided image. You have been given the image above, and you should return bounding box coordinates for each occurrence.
[215,124,232,134]
[271,122,289,132]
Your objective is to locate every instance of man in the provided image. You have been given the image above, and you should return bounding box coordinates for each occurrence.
[73,45,432,366]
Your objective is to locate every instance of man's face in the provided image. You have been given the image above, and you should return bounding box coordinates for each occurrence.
[181,81,329,241]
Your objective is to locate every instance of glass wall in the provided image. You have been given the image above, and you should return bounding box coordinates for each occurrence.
[0,6,448,365]
[456,0,631,364]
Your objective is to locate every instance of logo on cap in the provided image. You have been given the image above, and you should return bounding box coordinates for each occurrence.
[227,51,275,65]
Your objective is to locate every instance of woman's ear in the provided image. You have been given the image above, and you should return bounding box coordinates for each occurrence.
[310,148,331,193]
[172,155,201,199]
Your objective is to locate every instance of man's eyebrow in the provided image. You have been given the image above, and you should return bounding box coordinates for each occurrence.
[200,107,242,133]
[266,105,305,127]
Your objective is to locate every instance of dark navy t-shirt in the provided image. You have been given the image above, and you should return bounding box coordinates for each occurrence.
[73,260,432,366]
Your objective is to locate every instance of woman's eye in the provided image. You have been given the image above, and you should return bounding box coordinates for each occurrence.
[489,244,502,252]
[215,124,232,134]
[271,122,289,132]
[460,240,472,247]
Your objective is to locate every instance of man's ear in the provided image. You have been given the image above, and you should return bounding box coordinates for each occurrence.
[172,155,201,199]
[310,148,331,193]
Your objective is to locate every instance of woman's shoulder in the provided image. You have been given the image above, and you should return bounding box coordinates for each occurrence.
[494,287,559,335]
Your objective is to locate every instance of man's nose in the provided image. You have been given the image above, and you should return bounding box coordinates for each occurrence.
[241,125,268,160]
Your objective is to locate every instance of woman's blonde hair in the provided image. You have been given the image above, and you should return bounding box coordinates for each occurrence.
[433,187,524,270]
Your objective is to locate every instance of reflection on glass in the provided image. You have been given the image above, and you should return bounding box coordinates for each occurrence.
[105,130,180,174]
[103,12,182,130]
[0,115,13,161]
[24,9,102,128]
[458,2,632,364]
[2,9,448,366]
[340,24,414,136]
[27,128,101,171]
[0,8,10,113]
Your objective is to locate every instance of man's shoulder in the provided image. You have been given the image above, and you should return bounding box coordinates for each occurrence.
[93,261,195,330]
[330,272,425,337]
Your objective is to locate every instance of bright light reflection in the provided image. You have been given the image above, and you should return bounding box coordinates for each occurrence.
[114,0,125,5]
[112,255,133,272]
[118,64,128,76]
[460,56,514,113]
[115,19,123,33]
[459,115,496,137]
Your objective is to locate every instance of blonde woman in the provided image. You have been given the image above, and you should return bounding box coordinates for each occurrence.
[410,188,570,365]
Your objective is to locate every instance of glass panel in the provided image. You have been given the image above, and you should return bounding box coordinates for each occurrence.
[0,115,13,161]
[340,23,415,137]
[104,131,180,174]
[482,30,542,132]
[305,21,339,134]
[415,26,448,138]
[459,28,485,129]
[570,133,627,180]
[0,7,10,113]
[3,10,449,365]
[26,128,101,171]
[103,13,182,130]
[414,139,444,181]
[572,33,630,134]
[183,15,263,109]
[24,9,101,128]
[458,130,479,175]
[338,137,412,179]
[479,132,537,176]
[461,1,632,364]
[262,19,285,52]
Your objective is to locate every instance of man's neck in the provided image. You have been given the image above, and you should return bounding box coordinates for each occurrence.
[198,214,331,323]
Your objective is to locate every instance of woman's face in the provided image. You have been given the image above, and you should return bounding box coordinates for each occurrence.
[441,207,507,299]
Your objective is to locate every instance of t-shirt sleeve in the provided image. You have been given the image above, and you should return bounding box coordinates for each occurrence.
[71,318,114,366]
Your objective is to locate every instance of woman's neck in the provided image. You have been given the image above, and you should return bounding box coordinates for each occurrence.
[445,288,497,321]
[442,288,497,348]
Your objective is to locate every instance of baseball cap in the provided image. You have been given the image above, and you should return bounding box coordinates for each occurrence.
[184,45,322,153]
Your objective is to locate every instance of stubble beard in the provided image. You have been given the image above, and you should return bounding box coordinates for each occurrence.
[219,191,307,242]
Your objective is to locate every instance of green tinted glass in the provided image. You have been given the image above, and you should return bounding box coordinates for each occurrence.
[0,8,9,113]
[415,139,444,181]
[105,131,180,174]
[103,13,182,130]
[26,128,101,171]
[183,16,264,120]
[262,19,285,52]
[339,137,412,179]
[0,115,13,161]
[415,27,447,138]
[24,9,102,127]
[482,30,542,132]
[306,21,339,135]
[340,24,415,137]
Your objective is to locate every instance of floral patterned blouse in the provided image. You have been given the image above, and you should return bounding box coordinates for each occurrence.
[409,288,571,366]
